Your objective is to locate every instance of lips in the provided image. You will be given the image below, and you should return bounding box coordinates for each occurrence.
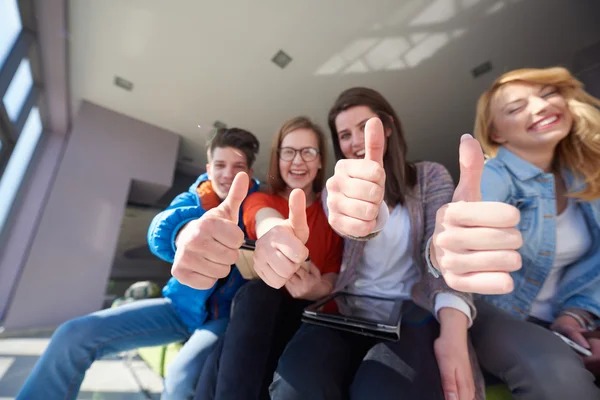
[528,114,560,131]
[289,170,307,176]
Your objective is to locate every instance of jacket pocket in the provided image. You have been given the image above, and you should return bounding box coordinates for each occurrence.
[514,197,538,232]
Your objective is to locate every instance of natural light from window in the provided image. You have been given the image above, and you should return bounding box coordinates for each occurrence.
[0,106,42,232]
[3,58,33,122]
[0,0,22,69]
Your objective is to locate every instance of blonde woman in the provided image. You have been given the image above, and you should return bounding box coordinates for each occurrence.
[430,67,600,399]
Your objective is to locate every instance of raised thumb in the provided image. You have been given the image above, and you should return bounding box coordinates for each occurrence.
[364,117,385,167]
[219,172,249,223]
[288,188,309,244]
[453,134,484,202]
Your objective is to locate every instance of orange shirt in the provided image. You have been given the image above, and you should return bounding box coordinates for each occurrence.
[242,192,343,275]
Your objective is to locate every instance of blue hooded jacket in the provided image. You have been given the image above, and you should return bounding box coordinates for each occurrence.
[147,173,260,331]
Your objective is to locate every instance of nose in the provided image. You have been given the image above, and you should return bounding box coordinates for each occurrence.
[352,130,365,150]
[292,151,304,165]
[530,96,550,114]
[223,166,235,179]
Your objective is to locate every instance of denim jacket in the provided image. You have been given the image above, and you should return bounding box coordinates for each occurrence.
[479,147,600,321]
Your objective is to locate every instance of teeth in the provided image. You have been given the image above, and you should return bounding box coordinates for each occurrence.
[356,150,365,157]
[536,116,558,128]
[290,171,307,175]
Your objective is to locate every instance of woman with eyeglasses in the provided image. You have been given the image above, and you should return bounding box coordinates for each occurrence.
[194,116,343,400]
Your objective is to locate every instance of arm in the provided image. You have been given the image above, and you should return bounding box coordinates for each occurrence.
[255,207,286,238]
[562,288,600,325]
[147,191,205,263]
[418,162,476,318]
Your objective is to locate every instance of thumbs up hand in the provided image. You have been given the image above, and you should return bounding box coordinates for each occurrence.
[253,189,310,289]
[430,135,523,294]
[172,172,248,289]
[326,117,386,238]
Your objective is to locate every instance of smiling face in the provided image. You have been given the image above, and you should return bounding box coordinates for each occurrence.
[489,81,574,155]
[334,105,389,159]
[278,128,322,193]
[206,146,251,200]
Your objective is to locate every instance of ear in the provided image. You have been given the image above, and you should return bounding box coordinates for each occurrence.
[206,163,213,180]
[247,168,254,180]
[489,127,507,144]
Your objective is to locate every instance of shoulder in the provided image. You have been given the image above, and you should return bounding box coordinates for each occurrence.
[244,191,278,206]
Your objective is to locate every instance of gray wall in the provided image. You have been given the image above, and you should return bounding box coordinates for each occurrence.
[1,101,179,331]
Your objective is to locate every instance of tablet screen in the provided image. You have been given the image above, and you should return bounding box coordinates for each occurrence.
[318,293,399,325]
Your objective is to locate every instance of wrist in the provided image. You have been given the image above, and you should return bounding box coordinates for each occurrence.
[439,307,469,339]
[559,309,597,331]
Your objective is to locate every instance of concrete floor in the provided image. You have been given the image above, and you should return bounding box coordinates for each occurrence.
[0,334,163,400]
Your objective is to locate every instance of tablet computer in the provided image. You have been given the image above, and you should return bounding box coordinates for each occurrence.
[302,292,404,341]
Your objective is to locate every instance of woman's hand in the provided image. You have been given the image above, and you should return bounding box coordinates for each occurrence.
[285,263,332,301]
[434,308,475,400]
[253,189,310,289]
[430,135,522,294]
[326,118,386,238]
[552,314,591,350]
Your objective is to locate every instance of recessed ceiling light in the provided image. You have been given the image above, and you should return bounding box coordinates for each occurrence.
[272,50,292,69]
[114,76,134,91]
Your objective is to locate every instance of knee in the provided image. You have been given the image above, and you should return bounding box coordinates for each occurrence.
[503,334,599,399]
[520,347,593,395]
[235,280,278,301]
[271,327,344,400]
[52,315,100,347]
[232,280,282,313]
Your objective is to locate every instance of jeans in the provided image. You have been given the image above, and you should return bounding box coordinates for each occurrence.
[17,298,227,400]
[470,299,600,400]
[195,280,310,400]
[269,302,446,400]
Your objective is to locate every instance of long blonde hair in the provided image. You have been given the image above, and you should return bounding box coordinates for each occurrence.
[474,67,600,200]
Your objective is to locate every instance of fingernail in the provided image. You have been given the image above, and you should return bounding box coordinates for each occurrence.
[446,393,457,400]
[461,133,473,142]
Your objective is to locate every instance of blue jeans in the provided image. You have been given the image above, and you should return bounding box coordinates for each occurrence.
[17,298,228,400]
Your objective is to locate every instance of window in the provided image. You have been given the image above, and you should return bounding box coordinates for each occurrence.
[3,58,33,122]
[0,0,22,68]
[0,0,44,232]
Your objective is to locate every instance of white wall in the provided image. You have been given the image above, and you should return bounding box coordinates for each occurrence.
[1,101,179,331]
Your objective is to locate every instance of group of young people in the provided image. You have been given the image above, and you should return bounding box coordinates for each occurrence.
[18,66,600,400]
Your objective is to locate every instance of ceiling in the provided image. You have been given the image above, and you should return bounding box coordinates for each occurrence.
[68,0,600,182]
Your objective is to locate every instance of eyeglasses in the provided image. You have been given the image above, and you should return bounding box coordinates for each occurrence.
[278,147,320,162]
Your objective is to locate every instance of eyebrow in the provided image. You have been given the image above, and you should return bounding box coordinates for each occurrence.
[338,118,371,134]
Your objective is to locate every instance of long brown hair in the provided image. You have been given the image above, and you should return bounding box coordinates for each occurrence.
[267,116,327,195]
[328,87,416,207]
[474,67,600,200]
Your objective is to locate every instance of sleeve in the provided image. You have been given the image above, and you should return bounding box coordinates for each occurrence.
[414,162,477,319]
[434,293,473,327]
[147,191,206,263]
[561,287,600,322]
[323,229,344,275]
[242,192,277,240]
